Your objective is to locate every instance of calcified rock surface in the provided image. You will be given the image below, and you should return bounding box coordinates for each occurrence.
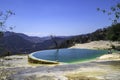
[98,53,120,60]
[0,41,120,80]
[70,40,120,49]
[0,53,120,80]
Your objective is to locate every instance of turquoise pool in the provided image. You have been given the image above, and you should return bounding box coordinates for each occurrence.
[30,48,108,63]
[31,49,107,63]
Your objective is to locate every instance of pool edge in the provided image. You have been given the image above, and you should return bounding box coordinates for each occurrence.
[28,53,59,64]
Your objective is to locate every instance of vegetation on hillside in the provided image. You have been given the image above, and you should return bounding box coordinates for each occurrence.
[107,23,120,41]
[60,23,120,50]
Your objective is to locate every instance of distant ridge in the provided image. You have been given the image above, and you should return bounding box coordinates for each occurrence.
[0,31,71,56]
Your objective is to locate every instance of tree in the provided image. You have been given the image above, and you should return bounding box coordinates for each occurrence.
[97,1,120,50]
[97,1,120,24]
[0,10,15,80]
[0,10,15,56]
[0,10,15,36]
[107,23,120,41]
[50,35,58,48]
[50,35,59,62]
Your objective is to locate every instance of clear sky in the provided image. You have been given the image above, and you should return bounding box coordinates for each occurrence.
[0,0,118,36]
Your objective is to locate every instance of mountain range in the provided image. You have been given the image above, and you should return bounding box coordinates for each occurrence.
[0,31,71,56]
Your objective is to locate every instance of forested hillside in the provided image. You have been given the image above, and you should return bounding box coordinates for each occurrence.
[68,23,120,44]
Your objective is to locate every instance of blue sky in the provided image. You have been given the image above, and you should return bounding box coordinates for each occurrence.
[0,0,117,36]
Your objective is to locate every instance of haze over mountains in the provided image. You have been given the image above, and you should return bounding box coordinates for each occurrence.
[0,31,71,56]
[4,31,53,43]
